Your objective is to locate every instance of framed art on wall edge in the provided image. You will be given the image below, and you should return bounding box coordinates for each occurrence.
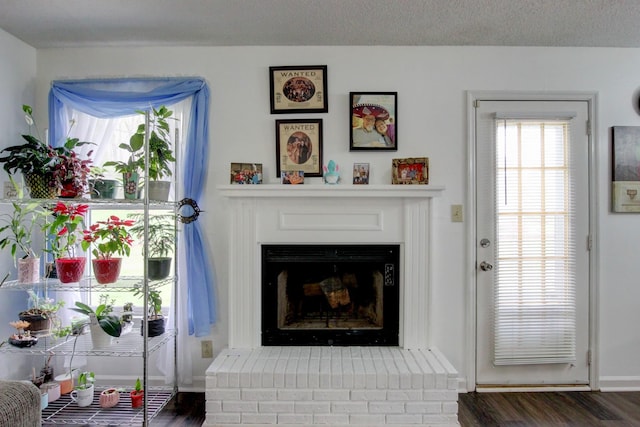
[276,119,323,178]
[270,65,328,114]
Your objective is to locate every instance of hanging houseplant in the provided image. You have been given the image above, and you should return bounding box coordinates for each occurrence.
[81,215,135,284]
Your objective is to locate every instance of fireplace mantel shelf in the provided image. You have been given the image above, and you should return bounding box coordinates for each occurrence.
[218,184,445,198]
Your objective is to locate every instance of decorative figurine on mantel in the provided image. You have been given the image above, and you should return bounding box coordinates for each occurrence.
[323,160,340,184]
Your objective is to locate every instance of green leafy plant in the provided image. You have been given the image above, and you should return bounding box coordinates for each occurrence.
[69,297,122,338]
[128,213,174,258]
[81,215,135,260]
[134,377,142,393]
[44,202,89,258]
[0,198,47,261]
[103,137,144,175]
[23,290,65,319]
[132,287,162,319]
[76,371,95,390]
[129,106,177,181]
[0,105,56,177]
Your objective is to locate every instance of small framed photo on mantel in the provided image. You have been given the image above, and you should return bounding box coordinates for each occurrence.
[269,65,328,114]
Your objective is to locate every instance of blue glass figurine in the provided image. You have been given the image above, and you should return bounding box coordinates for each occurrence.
[323,160,340,184]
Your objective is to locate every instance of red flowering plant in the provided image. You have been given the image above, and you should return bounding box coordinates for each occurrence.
[45,202,89,259]
[81,216,135,260]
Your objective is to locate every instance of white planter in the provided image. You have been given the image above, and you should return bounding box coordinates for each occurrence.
[89,315,113,349]
[17,257,40,283]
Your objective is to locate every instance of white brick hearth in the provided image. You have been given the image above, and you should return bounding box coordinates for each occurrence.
[205,185,458,426]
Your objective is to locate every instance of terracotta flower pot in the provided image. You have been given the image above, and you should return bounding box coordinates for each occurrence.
[92,258,122,284]
[55,257,86,283]
[130,390,144,408]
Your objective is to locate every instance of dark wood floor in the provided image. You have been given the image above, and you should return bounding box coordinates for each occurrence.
[459,391,640,426]
[152,391,640,426]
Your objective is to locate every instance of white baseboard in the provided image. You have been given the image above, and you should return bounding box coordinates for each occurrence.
[599,376,640,391]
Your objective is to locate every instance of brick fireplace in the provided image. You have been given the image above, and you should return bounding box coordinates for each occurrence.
[205,185,458,427]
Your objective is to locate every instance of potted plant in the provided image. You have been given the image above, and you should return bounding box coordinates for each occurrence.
[133,286,165,337]
[99,387,120,408]
[70,371,94,407]
[50,137,94,198]
[7,320,37,347]
[18,290,65,336]
[0,105,58,199]
[69,295,122,349]
[129,106,177,201]
[44,201,89,283]
[103,136,144,200]
[81,215,135,284]
[0,195,47,283]
[128,213,174,280]
[130,377,143,408]
[88,166,118,199]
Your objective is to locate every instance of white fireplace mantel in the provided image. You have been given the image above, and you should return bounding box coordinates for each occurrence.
[218,184,444,350]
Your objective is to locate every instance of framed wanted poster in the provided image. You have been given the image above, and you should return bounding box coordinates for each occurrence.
[275,119,323,177]
[269,65,328,114]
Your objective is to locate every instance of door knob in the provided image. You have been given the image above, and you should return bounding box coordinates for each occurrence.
[479,261,493,271]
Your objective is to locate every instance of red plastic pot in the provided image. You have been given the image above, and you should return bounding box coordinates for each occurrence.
[92,258,122,284]
[55,257,86,283]
[130,390,144,408]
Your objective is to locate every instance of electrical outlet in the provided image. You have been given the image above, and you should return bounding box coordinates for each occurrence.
[451,204,463,222]
[201,340,213,358]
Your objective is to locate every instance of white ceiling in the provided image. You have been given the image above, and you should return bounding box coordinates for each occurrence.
[1,0,640,49]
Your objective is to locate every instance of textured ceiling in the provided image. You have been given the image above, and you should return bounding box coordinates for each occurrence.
[1,0,640,49]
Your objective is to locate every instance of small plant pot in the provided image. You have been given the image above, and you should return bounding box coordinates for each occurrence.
[92,258,122,284]
[9,335,38,347]
[141,317,165,338]
[148,257,172,280]
[130,390,144,408]
[147,180,171,201]
[100,388,120,408]
[54,373,74,395]
[90,179,118,199]
[24,173,58,199]
[70,384,94,407]
[122,172,141,200]
[18,312,51,336]
[56,257,86,283]
[59,181,84,199]
[17,257,40,284]
[90,322,113,349]
[40,391,48,410]
[40,382,60,402]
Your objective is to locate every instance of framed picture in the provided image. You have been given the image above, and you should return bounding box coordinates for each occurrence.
[353,163,370,185]
[269,65,328,114]
[230,163,263,184]
[392,157,429,185]
[281,170,305,185]
[612,126,640,212]
[276,119,323,178]
[350,92,397,151]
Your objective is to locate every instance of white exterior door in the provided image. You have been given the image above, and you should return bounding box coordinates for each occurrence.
[475,99,591,387]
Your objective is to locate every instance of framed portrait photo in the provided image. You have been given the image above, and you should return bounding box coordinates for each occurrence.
[230,163,263,184]
[353,163,370,185]
[276,119,323,178]
[350,92,397,151]
[270,65,328,114]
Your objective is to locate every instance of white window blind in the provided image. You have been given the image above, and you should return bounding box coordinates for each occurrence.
[493,118,577,365]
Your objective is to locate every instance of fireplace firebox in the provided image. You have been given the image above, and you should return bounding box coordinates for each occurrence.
[261,244,400,346]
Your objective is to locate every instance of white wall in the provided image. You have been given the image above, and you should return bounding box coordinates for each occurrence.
[21,45,640,390]
[0,27,36,379]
